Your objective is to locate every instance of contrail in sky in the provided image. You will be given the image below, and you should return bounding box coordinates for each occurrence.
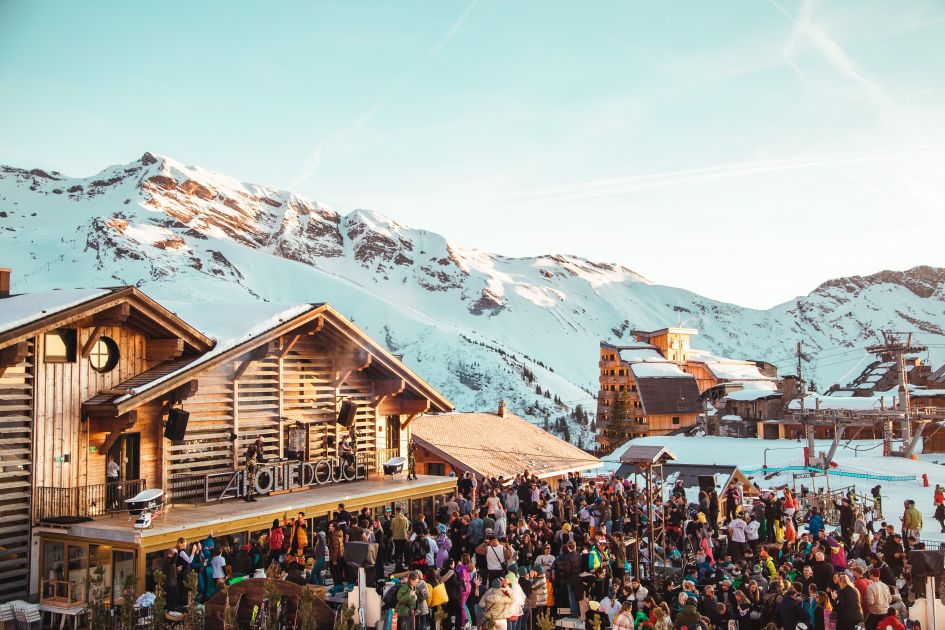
[510,145,944,203]
[291,0,480,190]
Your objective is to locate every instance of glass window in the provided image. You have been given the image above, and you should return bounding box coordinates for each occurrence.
[672,416,681,425]
[67,545,88,603]
[89,544,113,601]
[44,330,77,363]
[42,541,65,600]
[145,550,166,593]
[113,550,135,602]
[89,336,120,373]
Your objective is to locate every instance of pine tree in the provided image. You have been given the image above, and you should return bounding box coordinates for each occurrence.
[298,585,319,630]
[602,390,632,454]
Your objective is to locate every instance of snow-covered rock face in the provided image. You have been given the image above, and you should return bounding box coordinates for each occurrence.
[3,153,945,446]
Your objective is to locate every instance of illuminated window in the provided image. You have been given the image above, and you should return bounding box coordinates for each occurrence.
[44,330,77,363]
[89,336,120,373]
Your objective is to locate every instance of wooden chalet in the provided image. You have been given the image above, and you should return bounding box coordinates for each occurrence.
[596,341,701,450]
[0,271,455,604]
[596,329,779,452]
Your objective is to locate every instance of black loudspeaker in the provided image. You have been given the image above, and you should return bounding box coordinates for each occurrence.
[337,400,358,427]
[345,541,377,568]
[164,408,190,442]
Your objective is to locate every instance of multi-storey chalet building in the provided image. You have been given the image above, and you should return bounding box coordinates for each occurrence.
[596,327,777,452]
[0,270,454,604]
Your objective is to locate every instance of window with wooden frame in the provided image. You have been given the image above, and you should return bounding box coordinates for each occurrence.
[44,329,77,363]
[89,336,120,373]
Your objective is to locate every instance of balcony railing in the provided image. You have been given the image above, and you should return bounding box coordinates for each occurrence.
[35,479,146,523]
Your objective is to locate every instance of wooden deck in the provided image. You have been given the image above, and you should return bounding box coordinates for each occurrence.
[41,475,455,548]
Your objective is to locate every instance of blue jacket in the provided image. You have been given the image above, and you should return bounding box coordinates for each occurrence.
[808,514,824,539]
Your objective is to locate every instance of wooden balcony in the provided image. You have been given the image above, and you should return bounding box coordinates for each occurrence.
[35,479,146,524]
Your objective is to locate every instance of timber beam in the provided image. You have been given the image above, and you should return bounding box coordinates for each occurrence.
[333,349,372,388]
[373,379,406,407]
[81,327,104,358]
[234,342,279,380]
[171,379,199,403]
[279,334,301,359]
[147,338,185,361]
[396,400,432,426]
[99,411,138,455]
[0,342,28,378]
[93,303,131,326]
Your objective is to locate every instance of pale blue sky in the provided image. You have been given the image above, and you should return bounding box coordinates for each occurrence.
[2,1,944,308]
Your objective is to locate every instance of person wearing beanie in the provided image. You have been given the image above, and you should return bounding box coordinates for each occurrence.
[506,569,527,630]
[434,523,451,569]
[674,597,701,630]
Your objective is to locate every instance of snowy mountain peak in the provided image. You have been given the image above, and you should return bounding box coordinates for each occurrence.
[3,153,945,444]
[812,266,945,301]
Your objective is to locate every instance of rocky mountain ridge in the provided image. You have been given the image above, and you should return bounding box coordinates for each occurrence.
[3,153,945,445]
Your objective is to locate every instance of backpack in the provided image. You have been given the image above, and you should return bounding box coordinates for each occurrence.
[411,537,430,564]
[383,584,401,609]
[269,528,284,552]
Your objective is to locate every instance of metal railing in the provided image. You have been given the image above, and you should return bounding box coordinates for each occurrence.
[35,479,146,523]
[796,484,883,524]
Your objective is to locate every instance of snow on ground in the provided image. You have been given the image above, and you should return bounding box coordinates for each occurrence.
[603,435,945,542]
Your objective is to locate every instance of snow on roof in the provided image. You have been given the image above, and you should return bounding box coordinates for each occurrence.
[618,346,664,362]
[720,414,743,421]
[909,389,945,398]
[0,288,114,334]
[724,389,782,402]
[629,361,687,378]
[704,360,774,381]
[112,300,317,403]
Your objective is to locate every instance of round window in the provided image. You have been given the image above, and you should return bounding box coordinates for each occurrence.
[89,336,119,373]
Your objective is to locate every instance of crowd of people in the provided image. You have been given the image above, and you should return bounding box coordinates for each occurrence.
[151,469,937,630]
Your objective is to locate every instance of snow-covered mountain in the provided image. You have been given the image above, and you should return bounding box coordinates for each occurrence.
[3,153,945,446]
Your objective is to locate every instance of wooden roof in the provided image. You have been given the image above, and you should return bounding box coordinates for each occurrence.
[0,286,213,353]
[618,445,677,465]
[412,411,602,479]
[85,303,454,416]
[636,376,702,415]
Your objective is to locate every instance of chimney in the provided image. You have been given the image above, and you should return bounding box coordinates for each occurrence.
[497,400,507,418]
[0,268,10,298]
